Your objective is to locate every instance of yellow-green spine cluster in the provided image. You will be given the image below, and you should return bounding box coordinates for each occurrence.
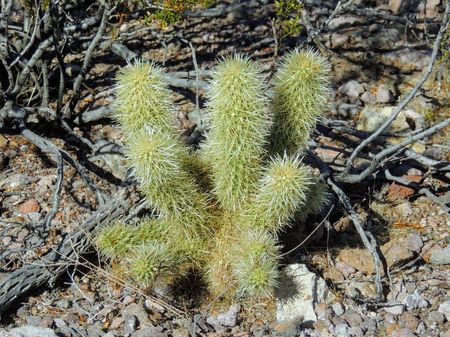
[114,61,176,136]
[96,50,332,301]
[202,55,272,211]
[271,48,331,154]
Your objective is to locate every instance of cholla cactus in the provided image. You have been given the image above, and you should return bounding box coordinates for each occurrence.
[271,48,331,154]
[201,55,271,211]
[96,51,331,301]
[114,61,176,136]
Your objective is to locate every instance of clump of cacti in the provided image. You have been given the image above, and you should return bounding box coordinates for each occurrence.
[96,50,331,300]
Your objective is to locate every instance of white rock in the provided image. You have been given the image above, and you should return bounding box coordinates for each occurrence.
[206,304,240,327]
[438,300,450,321]
[276,264,334,323]
[0,326,58,337]
[332,302,345,316]
[384,302,405,315]
[338,80,365,100]
[357,106,412,133]
[375,84,392,103]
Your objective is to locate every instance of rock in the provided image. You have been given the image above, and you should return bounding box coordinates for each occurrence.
[403,292,429,311]
[4,150,17,158]
[0,174,37,189]
[334,322,349,337]
[0,134,7,149]
[1,326,58,337]
[110,317,124,330]
[398,312,419,331]
[18,199,40,214]
[349,326,364,337]
[384,302,405,315]
[86,326,105,337]
[328,15,362,29]
[341,309,363,325]
[272,319,301,337]
[424,311,445,326]
[276,264,334,323]
[25,212,42,222]
[331,302,345,316]
[345,280,377,298]
[438,300,450,321]
[2,236,12,246]
[337,103,359,118]
[104,332,116,337]
[380,49,430,73]
[39,317,54,329]
[130,326,167,337]
[55,299,71,309]
[441,330,450,337]
[360,318,378,335]
[393,328,417,337]
[338,80,364,100]
[172,327,190,337]
[361,91,376,104]
[26,316,42,326]
[338,232,422,274]
[124,315,138,335]
[375,84,392,103]
[206,304,240,327]
[122,302,153,328]
[357,106,411,133]
[144,299,165,313]
[430,246,450,265]
[335,262,356,278]
[416,322,425,333]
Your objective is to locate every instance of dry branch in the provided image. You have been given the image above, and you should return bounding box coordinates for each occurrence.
[0,192,134,317]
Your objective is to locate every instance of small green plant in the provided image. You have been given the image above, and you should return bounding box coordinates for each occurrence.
[96,50,331,300]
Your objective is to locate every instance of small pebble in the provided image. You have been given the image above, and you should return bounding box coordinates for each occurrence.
[123,315,138,335]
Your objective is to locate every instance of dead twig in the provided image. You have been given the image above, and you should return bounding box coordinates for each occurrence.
[342,0,450,176]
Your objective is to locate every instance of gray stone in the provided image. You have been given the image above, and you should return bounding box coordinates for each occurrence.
[1,326,58,337]
[337,103,359,118]
[206,304,240,327]
[0,174,37,189]
[425,311,445,326]
[438,300,450,321]
[430,246,450,265]
[276,264,334,323]
[104,333,116,337]
[349,326,364,337]
[376,84,392,103]
[335,323,349,337]
[332,302,345,316]
[338,80,364,100]
[335,262,357,278]
[131,326,167,337]
[360,318,377,334]
[403,292,429,311]
[416,321,426,333]
[122,302,153,328]
[86,326,105,337]
[124,315,138,335]
[25,212,42,222]
[341,309,363,326]
[384,302,405,315]
[55,299,71,309]
[26,316,42,326]
[393,328,417,337]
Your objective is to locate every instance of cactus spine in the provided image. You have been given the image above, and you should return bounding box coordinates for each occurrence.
[271,48,331,154]
[202,55,271,211]
[96,51,331,301]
